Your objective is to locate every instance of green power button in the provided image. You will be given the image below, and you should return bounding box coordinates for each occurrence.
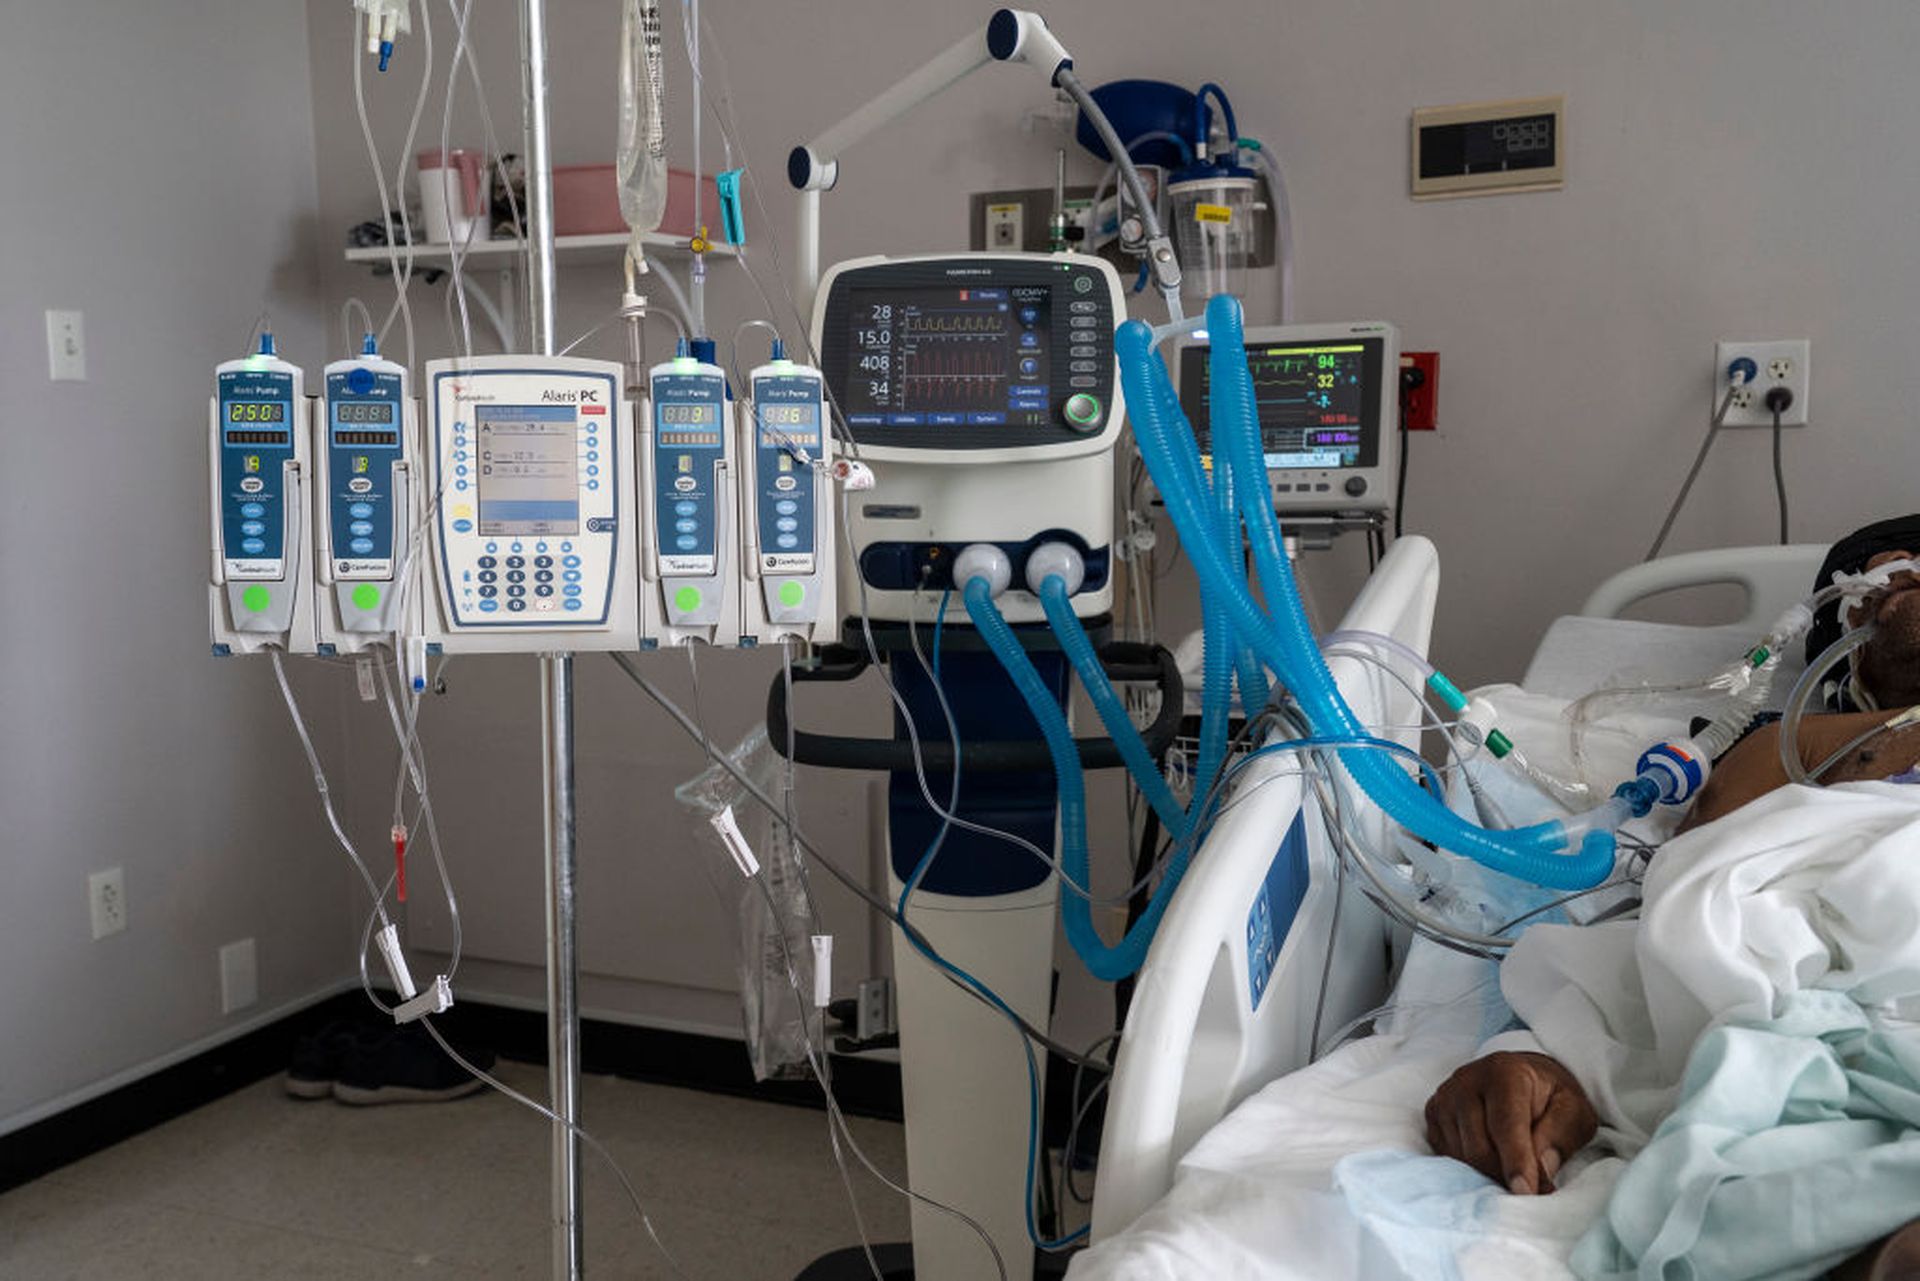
[674,585,704,614]
[1064,392,1102,429]
[351,583,383,612]
[777,581,805,608]
[241,585,272,614]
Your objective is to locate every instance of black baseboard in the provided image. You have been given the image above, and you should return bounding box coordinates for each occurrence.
[0,988,903,1197]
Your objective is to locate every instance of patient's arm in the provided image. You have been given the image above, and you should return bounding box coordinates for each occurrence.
[1681,710,1920,832]
[1423,1051,1597,1195]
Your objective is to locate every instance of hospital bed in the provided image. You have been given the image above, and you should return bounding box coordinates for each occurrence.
[1084,539,1830,1251]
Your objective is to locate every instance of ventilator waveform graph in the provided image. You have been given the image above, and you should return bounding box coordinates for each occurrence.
[897,331,1012,411]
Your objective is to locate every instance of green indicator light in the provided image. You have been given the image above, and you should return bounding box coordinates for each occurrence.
[674,585,703,613]
[241,585,272,614]
[352,583,382,611]
[778,581,805,608]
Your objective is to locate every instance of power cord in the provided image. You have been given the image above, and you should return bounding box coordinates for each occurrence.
[1766,385,1793,544]
[1393,365,1422,539]
[1647,357,1756,561]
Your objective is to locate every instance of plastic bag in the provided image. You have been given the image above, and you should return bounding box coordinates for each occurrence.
[674,728,821,1081]
[616,0,668,259]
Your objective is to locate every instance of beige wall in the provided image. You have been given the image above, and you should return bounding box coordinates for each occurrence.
[0,1,355,1133]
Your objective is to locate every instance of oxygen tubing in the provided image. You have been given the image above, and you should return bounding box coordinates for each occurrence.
[965,576,1170,981]
[1118,302,1616,890]
[1038,575,1192,839]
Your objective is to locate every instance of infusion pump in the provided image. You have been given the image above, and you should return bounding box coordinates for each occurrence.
[811,252,1127,625]
[210,339,314,655]
[422,356,639,653]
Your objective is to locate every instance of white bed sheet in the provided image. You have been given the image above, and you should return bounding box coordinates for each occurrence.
[1067,997,1624,1281]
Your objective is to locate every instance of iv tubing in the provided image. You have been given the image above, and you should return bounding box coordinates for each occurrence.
[1119,299,1616,889]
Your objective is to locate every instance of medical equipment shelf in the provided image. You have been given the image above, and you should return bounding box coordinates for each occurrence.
[341,229,736,267]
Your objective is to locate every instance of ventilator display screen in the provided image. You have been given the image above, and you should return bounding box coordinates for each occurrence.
[840,286,1054,427]
[1178,338,1383,471]
[476,404,579,535]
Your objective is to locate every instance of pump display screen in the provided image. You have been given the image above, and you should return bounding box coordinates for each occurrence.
[335,430,399,446]
[336,402,395,424]
[228,401,286,422]
[476,404,579,535]
[1178,338,1384,470]
[840,286,1053,427]
[226,429,291,445]
[661,404,717,425]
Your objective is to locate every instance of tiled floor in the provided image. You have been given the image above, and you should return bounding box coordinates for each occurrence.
[0,1062,911,1279]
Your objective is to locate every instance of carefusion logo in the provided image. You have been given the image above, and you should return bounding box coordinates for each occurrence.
[445,381,497,405]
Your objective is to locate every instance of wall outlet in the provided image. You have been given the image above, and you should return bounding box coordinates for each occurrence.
[46,309,86,382]
[220,938,258,1014]
[88,867,126,939]
[1400,351,1440,430]
[1715,340,1809,427]
[984,201,1025,250]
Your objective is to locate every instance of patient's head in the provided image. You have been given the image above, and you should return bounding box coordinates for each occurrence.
[1849,550,1920,708]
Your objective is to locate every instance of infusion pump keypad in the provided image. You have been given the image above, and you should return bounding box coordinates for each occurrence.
[431,368,620,627]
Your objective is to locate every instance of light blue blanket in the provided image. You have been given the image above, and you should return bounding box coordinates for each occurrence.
[1572,990,1920,1281]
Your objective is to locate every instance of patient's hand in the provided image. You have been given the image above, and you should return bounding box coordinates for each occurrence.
[1423,1051,1597,1194]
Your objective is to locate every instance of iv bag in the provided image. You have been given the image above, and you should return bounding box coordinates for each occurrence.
[617,0,668,259]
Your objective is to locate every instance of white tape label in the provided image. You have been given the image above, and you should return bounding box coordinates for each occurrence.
[811,935,833,1008]
[709,805,761,878]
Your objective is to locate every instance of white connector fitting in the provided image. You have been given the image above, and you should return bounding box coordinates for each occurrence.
[954,543,1013,597]
[392,975,453,1024]
[831,459,875,491]
[1025,541,1085,595]
[374,922,418,1001]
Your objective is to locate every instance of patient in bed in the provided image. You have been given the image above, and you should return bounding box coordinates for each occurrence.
[1425,523,1920,1279]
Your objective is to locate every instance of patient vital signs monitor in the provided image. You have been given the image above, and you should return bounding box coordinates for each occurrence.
[1176,321,1399,515]
[210,338,313,654]
[813,252,1127,623]
[424,356,639,652]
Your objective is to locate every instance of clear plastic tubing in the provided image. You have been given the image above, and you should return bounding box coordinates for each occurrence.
[1778,623,1878,786]
[1037,576,1193,838]
[1117,296,1617,890]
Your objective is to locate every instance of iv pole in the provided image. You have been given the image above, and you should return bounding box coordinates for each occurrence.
[519,2,584,1277]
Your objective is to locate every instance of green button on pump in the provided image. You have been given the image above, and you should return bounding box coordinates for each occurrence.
[674,585,704,614]
[241,585,272,614]
[778,580,805,608]
[352,583,383,612]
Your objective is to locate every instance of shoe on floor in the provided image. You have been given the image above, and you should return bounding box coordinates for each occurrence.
[331,1022,494,1106]
[284,1019,382,1100]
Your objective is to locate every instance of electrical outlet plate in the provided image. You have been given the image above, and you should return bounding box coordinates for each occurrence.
[1716,340,1809,427]
[46,309,86,382]
[220,938,259,1014]
[89,867,126,939]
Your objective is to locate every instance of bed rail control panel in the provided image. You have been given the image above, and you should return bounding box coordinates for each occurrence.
[210,343,314,655]
[423,355,638,653]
